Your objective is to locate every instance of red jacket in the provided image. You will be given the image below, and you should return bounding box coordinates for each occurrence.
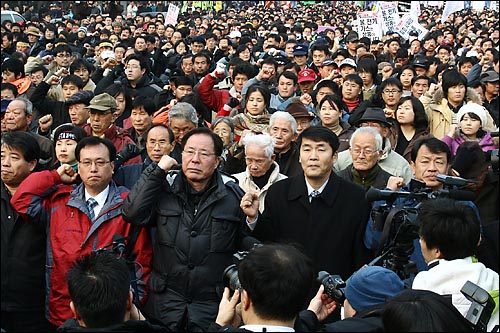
[198,74,234,117]
[82,123,143,165]
[11,170,153,327]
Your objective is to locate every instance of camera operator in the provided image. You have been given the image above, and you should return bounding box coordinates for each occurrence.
[411,198,499,332]
[364,137,481,276]
[59,251,166,332]
[311,266,404,332]
[211,243,316,332]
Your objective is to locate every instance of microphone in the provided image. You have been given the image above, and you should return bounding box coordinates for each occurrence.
[365,187,428,202]
[112,234,127,256]
[436,174,471,187]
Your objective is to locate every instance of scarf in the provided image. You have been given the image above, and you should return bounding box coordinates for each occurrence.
[233,111,270,136]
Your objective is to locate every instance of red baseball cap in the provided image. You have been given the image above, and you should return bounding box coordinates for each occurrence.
[298,69,317,83]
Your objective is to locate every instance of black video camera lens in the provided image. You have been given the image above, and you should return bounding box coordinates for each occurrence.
[317,271,346,304]
[223,264,241,292]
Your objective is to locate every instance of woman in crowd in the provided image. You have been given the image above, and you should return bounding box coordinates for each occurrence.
[392,96,431,163]
[318,94,354,152]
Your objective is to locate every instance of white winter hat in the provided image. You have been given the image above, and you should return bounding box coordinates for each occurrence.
[456,103,487,127]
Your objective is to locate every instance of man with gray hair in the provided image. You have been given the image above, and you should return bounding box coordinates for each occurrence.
[337,126,394,191]
[3,97,54,169]
[233,133,287,213]
[268,111,302,177]
[168,102,198,163]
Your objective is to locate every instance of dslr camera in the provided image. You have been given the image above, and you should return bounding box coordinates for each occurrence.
[317,271,346,305]
[222,238,262,292]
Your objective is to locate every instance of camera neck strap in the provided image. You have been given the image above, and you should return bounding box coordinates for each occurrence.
[377,207,405,256]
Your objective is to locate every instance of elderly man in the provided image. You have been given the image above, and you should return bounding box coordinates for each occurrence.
[11,136,153,327]
[337,127,393,191]
[82,93,142,165]
[122,127,248,331]
[233,133,287,213]
[335,107,413,184]
[168,102,198,164]
[268,111,302,177]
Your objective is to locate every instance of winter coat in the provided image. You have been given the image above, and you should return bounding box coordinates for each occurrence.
[337,163,394,191]
[233,162,288,213]
[198,74,240,116]
[11,170,153,327]
[30,81,70,131]
[419,87,498,139]
[252,171,373,281]
[441,131,497,157]
[1,182,46,314]
[412,257,499,332]
[122,164,247,331]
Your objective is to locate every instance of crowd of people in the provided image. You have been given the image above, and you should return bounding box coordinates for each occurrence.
[1,1,499,332]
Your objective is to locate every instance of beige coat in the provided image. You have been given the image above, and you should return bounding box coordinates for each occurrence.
[233,162,287,213]
[420,87,498,139]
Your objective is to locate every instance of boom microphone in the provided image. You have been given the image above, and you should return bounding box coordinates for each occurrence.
[436,174,471,187]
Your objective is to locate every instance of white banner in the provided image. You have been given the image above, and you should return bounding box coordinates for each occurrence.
[357,11,382,40]
[394,13,429,40]
[165,4,180,26]
[410,1,421,17]
[441,1,464,23]
[377,2,400,34]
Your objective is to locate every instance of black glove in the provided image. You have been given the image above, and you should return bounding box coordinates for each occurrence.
[226,97,240,108]
[115,143,141,168]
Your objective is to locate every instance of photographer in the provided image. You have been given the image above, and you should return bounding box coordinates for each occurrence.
[412,198,499,332]
[311,266,404,332]
[59,251,166,332]
[364,137,481,276]
[211,243,316,332]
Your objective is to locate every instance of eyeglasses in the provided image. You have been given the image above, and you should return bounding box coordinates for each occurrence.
[383,89,401,95]
[79,159,111,168]
[147,140,170,148]
[351,147,378,157]
[125,65,141,70]
[182,149,216,160]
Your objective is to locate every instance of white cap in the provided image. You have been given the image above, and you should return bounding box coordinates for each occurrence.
[457,103,487,128]
[229,30,242,39]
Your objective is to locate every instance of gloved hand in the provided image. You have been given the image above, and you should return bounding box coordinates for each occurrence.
[226,97,240,108]
[116,143,141,166]
[214,62,226,78]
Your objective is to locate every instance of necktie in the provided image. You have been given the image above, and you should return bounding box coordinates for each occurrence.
[310,190,320,203]
[87,198,98,221]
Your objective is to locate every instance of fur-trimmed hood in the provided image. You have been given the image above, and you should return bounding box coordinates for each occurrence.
[433,86,482,105]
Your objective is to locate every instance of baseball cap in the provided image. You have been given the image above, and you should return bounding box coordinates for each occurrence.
[297,69,317,83]
[322,58,337,67]
[87,93,117,112]
[274,55,291,66]
[339,58,357,69]
[480,70,499,83]
[293,44,308,56]
[191,35,206,44]
[344,266,404,312]
[1,99,12,114]
[66,90,94,106]
[412,56,429,69]
[345,33,359,43]
[229,30,242,39]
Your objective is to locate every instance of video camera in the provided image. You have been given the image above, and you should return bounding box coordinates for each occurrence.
[222,237,262,292]
[366,178,475,280]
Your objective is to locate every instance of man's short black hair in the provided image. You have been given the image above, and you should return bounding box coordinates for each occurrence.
[418,198,480,260]
[238,243,314,321]
[410,137,451,164]
[66,251,130,328]
[298,125,340,154]
[75,136,117,163]
[1,131,40,167]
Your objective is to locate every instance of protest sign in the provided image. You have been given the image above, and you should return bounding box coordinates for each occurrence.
[377,2,400,34]
[165,4,180,26]
[394,13,428,40]
[357,11,382,40]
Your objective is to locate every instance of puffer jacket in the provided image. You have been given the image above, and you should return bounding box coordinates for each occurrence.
[420,87,498,139]
[11,170,153,327]
[122,164,247,331]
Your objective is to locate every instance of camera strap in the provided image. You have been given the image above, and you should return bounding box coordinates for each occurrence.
[376,207,404,256]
